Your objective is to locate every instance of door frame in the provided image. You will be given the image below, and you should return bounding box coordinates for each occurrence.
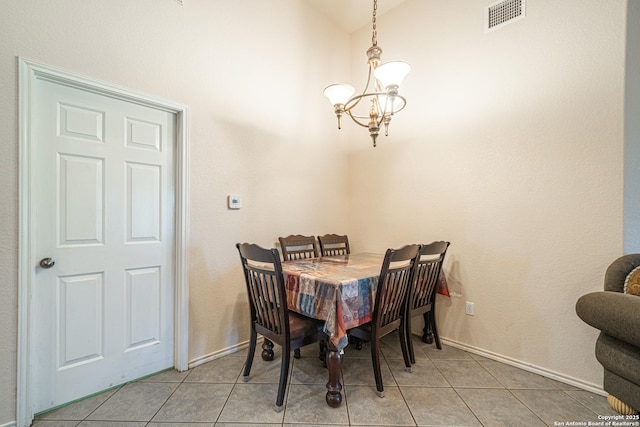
[17,58,190,426]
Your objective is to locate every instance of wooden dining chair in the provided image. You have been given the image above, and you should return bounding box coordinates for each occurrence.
[318,234,350,256]
[319,234,358,347]
[236,243,325,412]
[406,241,450,362]
[347,244,420,397]
[278,234,320,359]
[278,234,318,260]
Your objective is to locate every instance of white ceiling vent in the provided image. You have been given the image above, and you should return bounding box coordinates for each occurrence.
[485,0,525,32]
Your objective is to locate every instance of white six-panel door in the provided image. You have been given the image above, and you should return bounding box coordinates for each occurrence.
[30,76,176,412]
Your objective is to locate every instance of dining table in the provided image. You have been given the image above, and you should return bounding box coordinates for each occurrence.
[280,252,384,407]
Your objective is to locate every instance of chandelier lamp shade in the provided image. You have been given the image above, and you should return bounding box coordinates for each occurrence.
[323,0,410,147]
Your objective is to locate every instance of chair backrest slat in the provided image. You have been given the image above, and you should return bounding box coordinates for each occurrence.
[256,271,280,333]
[318,234,350,257]
[279,234,318,260]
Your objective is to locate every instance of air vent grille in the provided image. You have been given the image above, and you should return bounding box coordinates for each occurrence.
[486,0,525,32]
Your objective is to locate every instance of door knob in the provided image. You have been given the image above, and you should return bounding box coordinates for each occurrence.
[39,257,55,269]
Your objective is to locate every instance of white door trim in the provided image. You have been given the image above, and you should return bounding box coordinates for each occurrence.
[17,58,190,427]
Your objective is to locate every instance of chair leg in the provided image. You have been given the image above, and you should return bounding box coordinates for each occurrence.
[421,312,434,344]
[399,320,412,372]
[243,328,257,381]
[262,338,275,361]
[349,335,364,350]
[406,314,416,364]
[275,343,291,412]
[370,337,385,398]
[430,310,442,350]
[319,339,327,368]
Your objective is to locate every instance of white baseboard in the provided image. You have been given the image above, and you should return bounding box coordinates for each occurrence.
[1,421,17,427]
[188,337,259,369]
[187,335,606,398]
[440,337,606,396]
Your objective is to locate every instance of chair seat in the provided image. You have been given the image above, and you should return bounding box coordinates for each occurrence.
[257,308,323,344]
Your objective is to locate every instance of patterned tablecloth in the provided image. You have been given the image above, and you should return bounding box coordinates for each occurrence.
[282,253,384,351]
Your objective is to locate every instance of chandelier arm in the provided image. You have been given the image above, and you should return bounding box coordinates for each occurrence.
[376,93,407,116]
[344,92,407,129]
[359,64,375,97]
[390,96,408,113]
[344,91,385,111]
[345,93,408,114]
[345,110,370,128]
[344,64,375,114]
[346,96,364,113]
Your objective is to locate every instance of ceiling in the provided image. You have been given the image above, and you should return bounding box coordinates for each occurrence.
[306,0,406,33]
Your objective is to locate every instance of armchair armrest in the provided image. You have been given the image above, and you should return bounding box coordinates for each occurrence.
[576,291,640,348]
[604,254,640,292]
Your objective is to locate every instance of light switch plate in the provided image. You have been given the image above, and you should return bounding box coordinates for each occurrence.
[228,195,242,209]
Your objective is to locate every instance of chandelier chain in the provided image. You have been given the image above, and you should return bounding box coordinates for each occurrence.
[372,0,378,46]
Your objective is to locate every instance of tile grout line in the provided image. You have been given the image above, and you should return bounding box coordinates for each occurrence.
[506,388,553,426]
[382,345,419,426]
[445,359,486,426]
[446,354,548,426]
[213,364,246,425]
[144,367,195,426]
[80,384,124,424]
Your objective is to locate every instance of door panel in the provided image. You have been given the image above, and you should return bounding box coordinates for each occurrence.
[58,154,104,245]
[127,162,161,241]
[32,77,175,412]
[58,102,105,142]
[125,266,161,350]
[57,273,104,368]
[126,117,161,150]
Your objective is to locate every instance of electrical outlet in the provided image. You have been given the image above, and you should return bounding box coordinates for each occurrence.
[465,301,475,316]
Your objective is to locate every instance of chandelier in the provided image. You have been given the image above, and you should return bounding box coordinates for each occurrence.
[323,0,410,147]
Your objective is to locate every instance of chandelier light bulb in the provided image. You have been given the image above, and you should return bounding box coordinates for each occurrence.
[374,61,411,91]
[323,84,355,106]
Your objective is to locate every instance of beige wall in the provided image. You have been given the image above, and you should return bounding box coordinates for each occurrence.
[0,0,350,423]
[349,0,627,388]
[0,0,634,424]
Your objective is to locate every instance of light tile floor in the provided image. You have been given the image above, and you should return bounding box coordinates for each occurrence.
[33,333,618,426]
